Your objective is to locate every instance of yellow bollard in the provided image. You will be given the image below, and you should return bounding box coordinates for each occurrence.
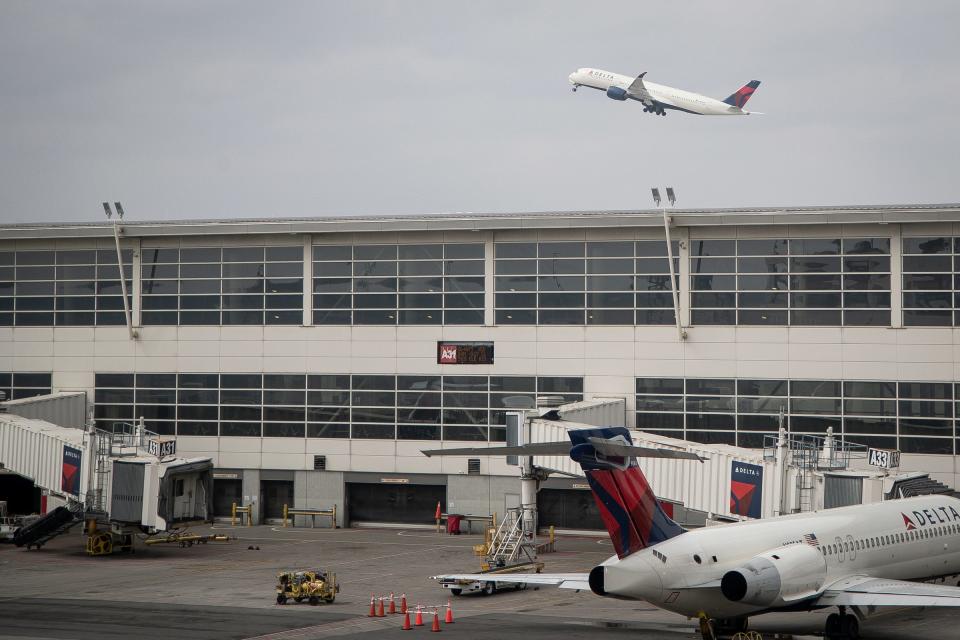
[231,502,237,527]
[283,504,288,528]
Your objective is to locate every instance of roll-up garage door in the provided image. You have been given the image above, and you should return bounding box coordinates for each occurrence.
[346,483,446,525]
[824,475,863,509]
[537,488,604,530]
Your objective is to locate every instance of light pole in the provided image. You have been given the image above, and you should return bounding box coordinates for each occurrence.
[103,202,137,340]
[651,188,686,341]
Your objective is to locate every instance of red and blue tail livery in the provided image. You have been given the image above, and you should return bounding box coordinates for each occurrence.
[723,80,761,108]
[569,427,685,558]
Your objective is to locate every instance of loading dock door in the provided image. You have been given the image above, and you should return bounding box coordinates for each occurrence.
[213,479,242,517]
[346,483,446,525]
[537,488,604,530]
[261,480,294,520]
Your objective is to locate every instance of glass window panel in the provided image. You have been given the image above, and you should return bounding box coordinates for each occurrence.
[738,239,788,256]
[399,261,442,276]
[587,241,633,257]
[490,376,534,392]
[686,379,735,395]
[903,310,951,326]
[445,309,484,324]
[692,292,736,307]
[899,418,953,436]
[737,397,788,413]
[691,257,735,274]
[737,379,788,396]
[635,412,684,429]
[354,261,397,277]
[176,248,219,263]
[538,259,585,275]
[690,309,733,324]
[308,374,350,390]
[396,407,441,424]
[16,266,55,280]
[444,293,482,308]
[56,265,96,280]
[791,239,840,255]
[140,311,177,325]
[538,276,584,292]
[56,297,95,311]
[352,375,395,390]
[845,381,896,398]
[307,423,349,438]
[443,392,488,408]
[691,240,735,256]
[136,373,176,388]
[538,242,584,258]
[844,238,890,254]
[307,389,350,406]
[263,423,305,438]
[264,262,303,278]
[313,278,352,294]
[95,388,134,404]
[636,378,684,394]
[903,255,951,272]
[222,279,263,294]
[314,294,352,310]
[222,263,264,278]
[265,246,303,261]
[844,417,896,434]
[397,309,441,324]
[843,309,888,328]
[898,437,953,455]
[444,260,483,276]
[495,309,535,324]
[587,292,634,308]
[686,414,735,429]
[791,416,840,432]
[692,275,736,290]
[903,237,950,254]
[792,380,840,396]
[636,292,674,307]
[495,243,536,259]
[353,294,397,308]
[314,262,352,278]
[354,245,397,261]
[636,275,674,291]
[903,273,951,290]
[264,406,306,422]
[738,292,787,308]
[496,292,535,308]
[636,241,676,257]
[219,422,262,437]
[790,309,842,325]
[791,257,841,272]
[443,244,484,260]
[495,259,536,276]
[899,381,952,399]
[686,396,735,412]
[397,293,442,308]
[844,399,896,416]
[791,292,842,307]
[538,309,584,324]
[738,309,788,324]
[313,245,352,261]
[635,258,672,274]
[636,396,684,411]
[222,247,263,262]
[399,277,442,292]
[177,405,219,421]
[264,294,301,309]
[588,275,634,291]
[843,256,889,272]
[16,251,55,265]
[16,281,54,295]
[737,257,788,274]
[845,274,890,290]
[354,277,397,293]
[445,276,484,292]
[96,373,134,387]
[307,407,349,422]
[844,292,890,308]
[443,425,488,441]
[397,424,441,439]
[351,423,396,439]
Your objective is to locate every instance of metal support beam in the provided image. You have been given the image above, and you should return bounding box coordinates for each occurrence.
[659,204,687,341]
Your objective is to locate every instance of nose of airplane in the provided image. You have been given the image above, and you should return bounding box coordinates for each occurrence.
[568,72,576,84]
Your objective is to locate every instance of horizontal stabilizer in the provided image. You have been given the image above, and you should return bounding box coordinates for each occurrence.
[422,440,705,461]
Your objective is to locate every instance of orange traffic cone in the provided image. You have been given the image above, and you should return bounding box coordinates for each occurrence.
[368,595,376,617]
[400,593,407,614]
[389,592,396,615]
[445,599,454,624]
[431,609,441,632]
[401,611,412,631]
[414,606,424,627]
[377,596,385,617]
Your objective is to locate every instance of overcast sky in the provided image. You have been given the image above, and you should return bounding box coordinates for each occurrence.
[1,1,957,224]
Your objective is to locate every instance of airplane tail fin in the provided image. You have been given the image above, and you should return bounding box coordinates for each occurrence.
[723,80,761,108]
[569,427,685,559]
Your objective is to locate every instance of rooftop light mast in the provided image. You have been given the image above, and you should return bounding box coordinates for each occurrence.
[652,188,686,341]
[102,202,137,340]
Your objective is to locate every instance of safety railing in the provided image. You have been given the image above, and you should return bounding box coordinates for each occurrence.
[282,504,338,529]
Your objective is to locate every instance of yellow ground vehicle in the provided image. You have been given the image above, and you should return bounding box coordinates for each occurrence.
[275,569,338,605]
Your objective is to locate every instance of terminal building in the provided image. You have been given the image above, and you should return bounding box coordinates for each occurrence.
[2,203,960,526]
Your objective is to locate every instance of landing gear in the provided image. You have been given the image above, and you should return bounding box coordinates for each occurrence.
[572,85,579,92]
[825,607,860,640]
[697,615,750,640]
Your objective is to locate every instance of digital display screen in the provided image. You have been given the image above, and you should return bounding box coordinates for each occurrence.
[437,342,494,365]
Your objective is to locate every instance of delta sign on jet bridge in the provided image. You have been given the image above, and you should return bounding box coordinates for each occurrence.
[427,427,960,640]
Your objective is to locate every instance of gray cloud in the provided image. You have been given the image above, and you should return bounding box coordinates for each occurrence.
[1,0,957,224]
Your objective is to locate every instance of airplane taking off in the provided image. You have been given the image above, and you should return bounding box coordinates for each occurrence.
[568,68,762,116]
[426,427,960,640]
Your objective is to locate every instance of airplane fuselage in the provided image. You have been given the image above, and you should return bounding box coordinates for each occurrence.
[599,494,960,619]
[568,67,751,116]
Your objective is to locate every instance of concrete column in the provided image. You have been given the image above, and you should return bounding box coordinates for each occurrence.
[242,469,261,525]
[484,235,494,326]
[302,236,313,327]
[675,227,691,328]
[889,224,903,328]
[131,238,142,328]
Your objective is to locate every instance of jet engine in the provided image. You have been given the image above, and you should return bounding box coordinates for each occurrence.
[606,86,628,101]
[720,544,827,608]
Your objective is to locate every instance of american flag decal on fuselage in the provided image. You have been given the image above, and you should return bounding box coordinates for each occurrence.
[803,533,820,547]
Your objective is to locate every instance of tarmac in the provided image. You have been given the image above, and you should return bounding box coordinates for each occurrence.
[1,523,958,639]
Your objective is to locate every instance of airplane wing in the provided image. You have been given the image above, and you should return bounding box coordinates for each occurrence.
[422,440,704,462]
[815,575,960,607]
[625,72,653,103]
[433,573,591,591]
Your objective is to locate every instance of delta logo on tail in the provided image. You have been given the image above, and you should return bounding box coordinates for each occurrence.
[902,513,917,531]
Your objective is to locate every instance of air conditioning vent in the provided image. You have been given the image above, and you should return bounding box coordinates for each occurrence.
[313,455,327,471]
[467,458,481,475]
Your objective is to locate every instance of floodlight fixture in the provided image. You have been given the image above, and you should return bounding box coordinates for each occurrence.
[651,188,661,207]
[666,187,676,206]
[102,202,112,219]
[114,202,125,219]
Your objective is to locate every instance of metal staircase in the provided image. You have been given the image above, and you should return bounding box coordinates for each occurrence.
[487,508,533,566]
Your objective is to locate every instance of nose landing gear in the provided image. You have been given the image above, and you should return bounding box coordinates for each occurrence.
[571,84,579,92]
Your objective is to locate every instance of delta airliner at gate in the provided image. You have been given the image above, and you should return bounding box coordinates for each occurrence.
[2,203,960,530]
